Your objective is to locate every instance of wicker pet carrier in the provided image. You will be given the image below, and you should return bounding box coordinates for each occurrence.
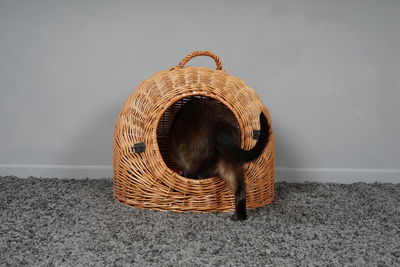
[113,51,275,212]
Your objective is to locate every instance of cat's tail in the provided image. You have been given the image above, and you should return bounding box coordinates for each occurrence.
[214,112,270,163]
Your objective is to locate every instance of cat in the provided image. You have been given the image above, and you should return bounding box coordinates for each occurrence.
[169,98,270,221]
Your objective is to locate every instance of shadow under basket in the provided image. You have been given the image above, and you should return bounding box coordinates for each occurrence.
[113,51,275,212]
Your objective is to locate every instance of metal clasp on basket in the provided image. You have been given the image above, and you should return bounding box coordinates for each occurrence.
[253,130,260,140]
[133,142,146,153]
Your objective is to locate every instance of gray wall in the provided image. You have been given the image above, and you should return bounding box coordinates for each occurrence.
[1,0,399,182]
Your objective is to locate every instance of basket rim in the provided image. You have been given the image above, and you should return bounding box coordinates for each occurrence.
[153,91,241,185]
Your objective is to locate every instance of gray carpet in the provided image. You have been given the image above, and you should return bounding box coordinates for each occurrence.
[0,177,399,266]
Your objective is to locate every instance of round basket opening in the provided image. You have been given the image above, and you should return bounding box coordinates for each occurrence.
[156,95,240,179]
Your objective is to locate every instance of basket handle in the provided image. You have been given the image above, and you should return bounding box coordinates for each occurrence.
[174,50,224,70]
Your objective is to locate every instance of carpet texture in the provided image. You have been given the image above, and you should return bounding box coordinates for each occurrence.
[0,176,399,266]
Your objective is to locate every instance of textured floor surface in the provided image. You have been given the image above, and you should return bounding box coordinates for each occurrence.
[0,176,399,266]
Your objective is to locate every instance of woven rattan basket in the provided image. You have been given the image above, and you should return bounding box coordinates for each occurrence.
[113,51,275,212]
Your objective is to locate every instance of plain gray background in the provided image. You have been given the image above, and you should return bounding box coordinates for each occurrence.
[0,0,399,182]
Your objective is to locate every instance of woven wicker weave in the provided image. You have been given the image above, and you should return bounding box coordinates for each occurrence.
[113,51,275,212]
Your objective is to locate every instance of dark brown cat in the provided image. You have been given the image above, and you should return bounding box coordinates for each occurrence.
[169,99,270,221]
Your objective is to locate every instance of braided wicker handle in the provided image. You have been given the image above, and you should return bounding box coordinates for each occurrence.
[175,50,224,70]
